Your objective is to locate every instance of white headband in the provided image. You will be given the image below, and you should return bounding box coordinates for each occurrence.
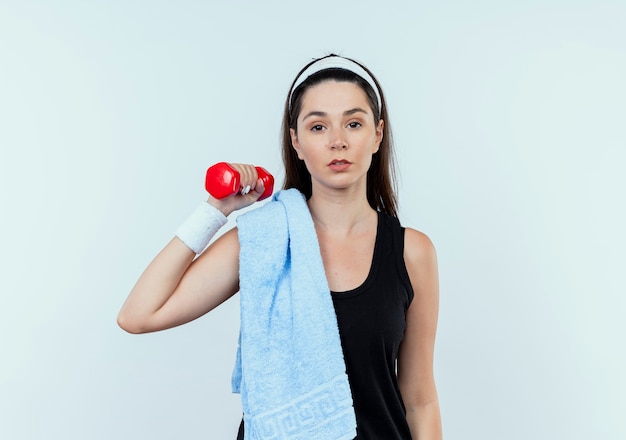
[289,56,382,114]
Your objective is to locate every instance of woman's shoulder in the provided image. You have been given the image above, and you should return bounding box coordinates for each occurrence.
[402,226,437,266]
[402,227,438,306]
[377,212,436,265]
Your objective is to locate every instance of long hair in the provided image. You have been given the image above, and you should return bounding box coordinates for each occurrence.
[281,55,398,217]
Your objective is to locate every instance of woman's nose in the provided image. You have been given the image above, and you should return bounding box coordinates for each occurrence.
[328,130,347,150]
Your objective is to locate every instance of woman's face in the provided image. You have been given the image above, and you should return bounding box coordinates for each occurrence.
[290,80,383,195]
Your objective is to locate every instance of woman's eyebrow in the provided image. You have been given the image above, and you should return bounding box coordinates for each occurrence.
[343,107,369,116]
[302,107,369,121]
[302,111,327,121]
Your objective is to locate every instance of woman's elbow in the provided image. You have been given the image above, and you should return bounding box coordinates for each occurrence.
[116,310,148,334]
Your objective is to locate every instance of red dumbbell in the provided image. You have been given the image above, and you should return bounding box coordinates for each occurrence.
[205,162,274,201]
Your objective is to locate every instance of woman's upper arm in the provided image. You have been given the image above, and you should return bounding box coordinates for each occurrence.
[398,228,440,407]
[148,227,241,332]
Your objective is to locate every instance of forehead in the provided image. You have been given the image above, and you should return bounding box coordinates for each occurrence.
[299,80,371,112]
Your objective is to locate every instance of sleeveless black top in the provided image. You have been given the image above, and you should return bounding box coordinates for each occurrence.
[237,212,413,440]
[331,211,414,439]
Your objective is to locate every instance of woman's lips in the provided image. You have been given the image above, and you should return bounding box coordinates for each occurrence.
[328,159,352,171]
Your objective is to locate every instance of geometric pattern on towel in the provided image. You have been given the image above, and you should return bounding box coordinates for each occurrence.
[247,374,355,440]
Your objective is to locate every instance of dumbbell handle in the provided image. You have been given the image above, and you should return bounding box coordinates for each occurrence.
[205,162,274,201]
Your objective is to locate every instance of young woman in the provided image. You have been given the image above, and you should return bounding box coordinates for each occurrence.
[118,55,442,439]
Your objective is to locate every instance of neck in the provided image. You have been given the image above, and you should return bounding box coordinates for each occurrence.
[307,185,376,236]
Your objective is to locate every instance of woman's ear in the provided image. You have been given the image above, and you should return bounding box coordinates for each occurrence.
[290,128,304,159]
[374,119,384,153]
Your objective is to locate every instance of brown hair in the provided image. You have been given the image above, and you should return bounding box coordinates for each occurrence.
[281,55,398,217]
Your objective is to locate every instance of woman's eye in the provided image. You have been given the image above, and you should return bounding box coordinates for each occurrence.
[348,121,362,128]
[311,124,325,131]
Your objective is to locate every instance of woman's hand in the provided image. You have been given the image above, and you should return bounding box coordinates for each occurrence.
[207,163,267,216]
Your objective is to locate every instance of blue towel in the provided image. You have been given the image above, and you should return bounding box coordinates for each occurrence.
[232,189,356,440]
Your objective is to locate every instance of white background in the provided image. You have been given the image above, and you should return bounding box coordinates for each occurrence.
[1,1,625,438]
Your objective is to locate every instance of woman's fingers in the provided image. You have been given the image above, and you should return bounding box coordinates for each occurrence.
[230,163,258,195]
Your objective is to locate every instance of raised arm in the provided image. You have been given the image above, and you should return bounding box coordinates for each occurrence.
[398,228,442,440]
[117,164,265,334]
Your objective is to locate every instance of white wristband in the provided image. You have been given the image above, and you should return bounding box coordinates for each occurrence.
[175,201,227,254]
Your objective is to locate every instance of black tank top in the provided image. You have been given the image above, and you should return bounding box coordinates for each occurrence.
[236,212,413,440]
[331,211,414,439]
